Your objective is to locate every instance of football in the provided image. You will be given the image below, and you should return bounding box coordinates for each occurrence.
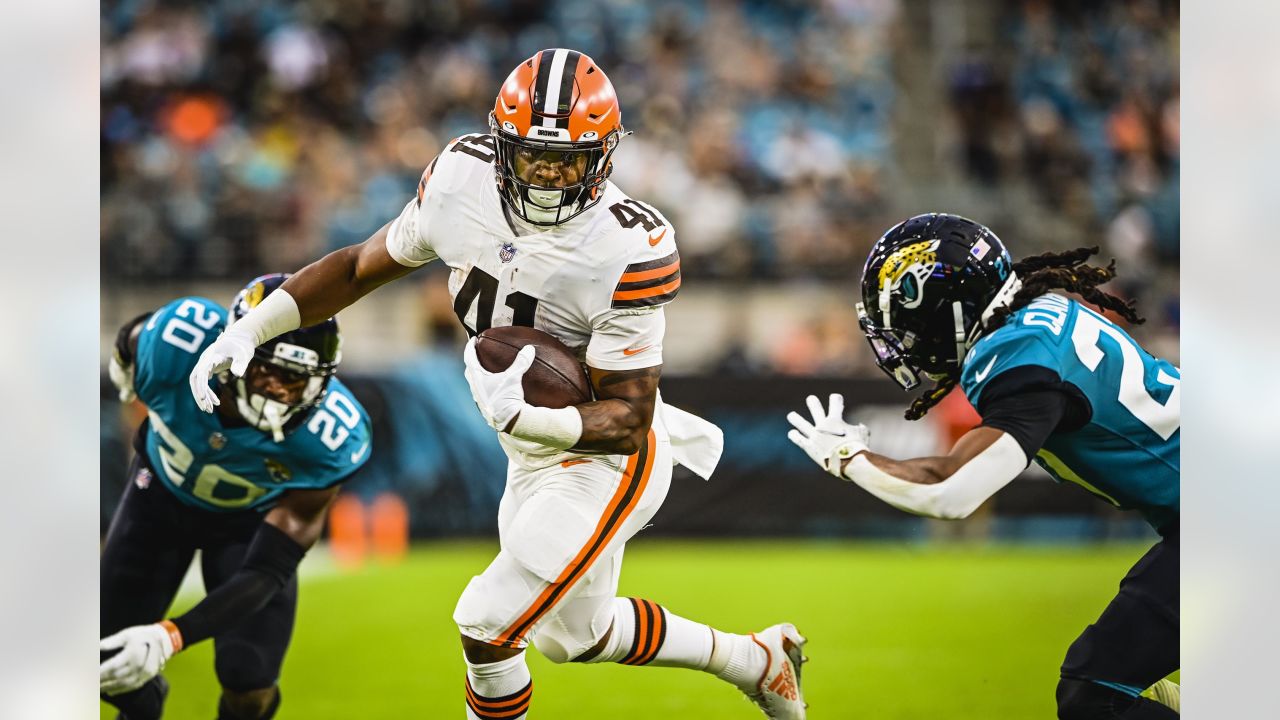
[474,326,593,409]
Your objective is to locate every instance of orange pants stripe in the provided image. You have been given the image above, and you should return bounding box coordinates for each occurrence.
[491,430,657,647]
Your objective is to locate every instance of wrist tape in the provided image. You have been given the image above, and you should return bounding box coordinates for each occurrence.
[228,289,302,346]
[509,404,583,450]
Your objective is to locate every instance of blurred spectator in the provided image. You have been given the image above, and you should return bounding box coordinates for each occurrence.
[102,0,901,284]
[102,0,1176,379]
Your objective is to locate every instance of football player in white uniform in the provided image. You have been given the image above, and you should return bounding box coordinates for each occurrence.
[188,49,806,719]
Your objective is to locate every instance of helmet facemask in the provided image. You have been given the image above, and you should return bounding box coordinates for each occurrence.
[225,272,342,441]
[857,271,1021,391]
[229,342,337,442]
[490,112,621,226]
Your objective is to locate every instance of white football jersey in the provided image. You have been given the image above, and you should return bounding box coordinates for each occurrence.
[385,132,687,469]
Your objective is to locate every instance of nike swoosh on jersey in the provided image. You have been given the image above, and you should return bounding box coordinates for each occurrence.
[647,229,667,246]
[350,442,370,463]
[974,355,999,382]
[622,345,652,356]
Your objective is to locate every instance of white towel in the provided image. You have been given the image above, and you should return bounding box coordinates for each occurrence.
[658,399,723,481]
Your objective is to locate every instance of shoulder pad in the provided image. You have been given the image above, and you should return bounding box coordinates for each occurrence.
[596,194,681,308]
[423,132,495,195]
[135,297,227,401]
[960,321,1063,406]
[286,381,373,488]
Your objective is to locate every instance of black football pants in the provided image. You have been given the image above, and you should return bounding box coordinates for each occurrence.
[100,455,297,719]
[1058,522,1179,718]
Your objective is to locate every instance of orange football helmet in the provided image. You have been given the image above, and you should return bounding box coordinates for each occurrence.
[490,49,627,225]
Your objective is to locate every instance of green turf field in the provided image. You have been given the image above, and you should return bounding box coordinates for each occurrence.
[102,539,1164,719]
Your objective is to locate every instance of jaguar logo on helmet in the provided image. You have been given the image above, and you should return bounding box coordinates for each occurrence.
[243,280,265,310]
[877,240,939,312]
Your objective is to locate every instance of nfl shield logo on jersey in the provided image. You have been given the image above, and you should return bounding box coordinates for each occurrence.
[499,242,517,263]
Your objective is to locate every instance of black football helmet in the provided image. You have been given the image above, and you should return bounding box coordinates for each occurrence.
[857,213,1020,390]
[225,273,341,440]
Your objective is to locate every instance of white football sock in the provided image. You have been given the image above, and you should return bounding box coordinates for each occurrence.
[587,598,766,690]
[707,629,768,691]
[464,651,532,720]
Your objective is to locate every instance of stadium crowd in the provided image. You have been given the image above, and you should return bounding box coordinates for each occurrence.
[102,0,1178,371]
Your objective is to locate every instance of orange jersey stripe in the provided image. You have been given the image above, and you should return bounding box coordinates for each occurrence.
[493,431,657,647]
[619,259,680,284]
[612,277,682,302]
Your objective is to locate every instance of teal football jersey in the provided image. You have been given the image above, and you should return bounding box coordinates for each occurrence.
[959,293,1179,529]
[133,297,372,512]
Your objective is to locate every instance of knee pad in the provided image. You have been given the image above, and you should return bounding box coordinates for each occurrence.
[218,686,281,720]
[102,675,169,720]
[530,618,579,664]
[453,569,517,643]
[1056,677,1136,720]
[214,641,276,693]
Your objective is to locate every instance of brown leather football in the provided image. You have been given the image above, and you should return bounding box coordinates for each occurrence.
[475,326,593,409]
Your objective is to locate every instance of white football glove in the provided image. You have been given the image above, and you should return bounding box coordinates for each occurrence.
[188,333,255,413]
[99,622,182,696]
[108,352,136,403]
[462,339,536,431]
[787,393,871,477]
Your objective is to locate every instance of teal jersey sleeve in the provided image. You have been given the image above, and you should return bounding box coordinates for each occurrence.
[275,378,374,490]
[134,297,228,409]
[960,307,1066,407]
[960,293,1180,530]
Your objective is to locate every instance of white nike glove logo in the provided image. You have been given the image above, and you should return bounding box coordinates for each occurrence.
[974,355,999,382]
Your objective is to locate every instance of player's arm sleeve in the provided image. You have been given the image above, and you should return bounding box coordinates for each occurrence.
[114,311,154,365]
[384,156,446,268]
[585,306,666,371]
[976,366,1092,459]
[167,522,306,647]
[610,249,680,310]
[168,483,339,647]
[843,434,1029,520]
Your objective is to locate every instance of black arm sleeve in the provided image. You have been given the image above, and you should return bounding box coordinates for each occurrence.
[170,523,307,647]
[977,366,1092,460]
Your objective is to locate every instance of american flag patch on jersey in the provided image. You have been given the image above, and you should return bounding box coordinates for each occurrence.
[612,250,680,308]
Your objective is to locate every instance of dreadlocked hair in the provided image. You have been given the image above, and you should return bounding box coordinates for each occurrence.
[905,376,957,421]
[987,246,1144,330]
[902,246,1143,422]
